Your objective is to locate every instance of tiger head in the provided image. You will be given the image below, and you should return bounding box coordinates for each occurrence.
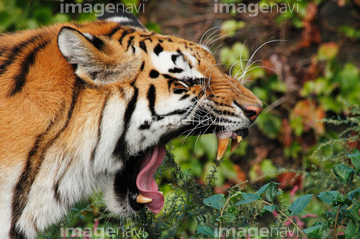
[58,13,262,214]
[55,11,262,216]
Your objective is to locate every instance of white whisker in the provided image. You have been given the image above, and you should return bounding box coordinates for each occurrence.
[199,26,222,45]
[203,28,223,47]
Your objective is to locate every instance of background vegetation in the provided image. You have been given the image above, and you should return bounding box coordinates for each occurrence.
[1,0,359,238]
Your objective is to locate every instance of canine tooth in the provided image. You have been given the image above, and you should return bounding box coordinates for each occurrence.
[137,194,152,204]
[237,135,242,143]
[159,191,163,195]
[231,139,240,153]
[217,137,230,160]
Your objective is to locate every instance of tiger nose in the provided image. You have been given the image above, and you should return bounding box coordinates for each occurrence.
[244,105,263,122]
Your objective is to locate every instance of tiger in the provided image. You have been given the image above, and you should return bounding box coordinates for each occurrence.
[0,9,262,239]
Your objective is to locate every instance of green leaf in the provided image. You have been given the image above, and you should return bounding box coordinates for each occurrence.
[345,208,360,222]
[348,149,360,173]
[289,194,313,216]
[203,194,226,210]
[317,191,342,204]
[333,164,356,185]
[235,193,261,205]
[345,221,358,239]
[196,225,215,237]
[265,182,281,202]
[304,225,322,235]
[347,188,360,201]
[304,224,330,239]
[256,183,271,196]
[261,204,276,215]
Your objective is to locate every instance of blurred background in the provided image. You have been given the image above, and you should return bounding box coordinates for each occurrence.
[1,0,360,238]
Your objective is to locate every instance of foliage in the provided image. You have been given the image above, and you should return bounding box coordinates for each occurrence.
[198,145,360,239]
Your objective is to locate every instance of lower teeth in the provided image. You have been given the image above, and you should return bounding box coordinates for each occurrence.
[136,194,152,204]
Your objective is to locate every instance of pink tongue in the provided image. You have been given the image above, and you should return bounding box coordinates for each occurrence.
[136,143,166,214]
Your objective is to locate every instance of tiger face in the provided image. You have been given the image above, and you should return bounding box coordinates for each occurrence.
[0,10,261,239]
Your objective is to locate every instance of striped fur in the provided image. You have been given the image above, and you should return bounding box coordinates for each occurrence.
[0,14,262,239]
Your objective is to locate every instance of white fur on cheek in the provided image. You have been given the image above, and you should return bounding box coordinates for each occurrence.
[150,51,204,79]
[93,92,126,173]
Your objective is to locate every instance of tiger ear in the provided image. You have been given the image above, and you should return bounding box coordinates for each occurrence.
[58,26,138,85]
[58,27,107,84]
[58,26,142,85]
[97,6,147,31]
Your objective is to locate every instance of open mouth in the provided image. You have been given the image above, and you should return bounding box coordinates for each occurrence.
[125,129,249,214]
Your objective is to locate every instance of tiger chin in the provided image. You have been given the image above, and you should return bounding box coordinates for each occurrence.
[0,9,262,239]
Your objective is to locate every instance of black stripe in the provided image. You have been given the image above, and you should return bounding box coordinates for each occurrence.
[143,37,153,42]
[90,93,109,164]
[118,29,134,46]
[180,94,190,100]
[106,26,122,37]
[131,45,136,54]
[147,84,163,120]
[9,39,50,96]
[126,36,134,51]
[10,79,81,236]
[153,43,163,56]
[148,83,189,122]
[75,76,97,89]
[139,32,156,38]
[9,131,44,239]
[171,54,179,65]
[140,61,145,71]
[148,84,156,117]
[198,90,205,99]
[113,86,138,159]
[139,40,147,53]
[91,36,104,50]
[173,88,188,94]
[163,107,190,116]
[0,34,42,77]
[169,67,184,73]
